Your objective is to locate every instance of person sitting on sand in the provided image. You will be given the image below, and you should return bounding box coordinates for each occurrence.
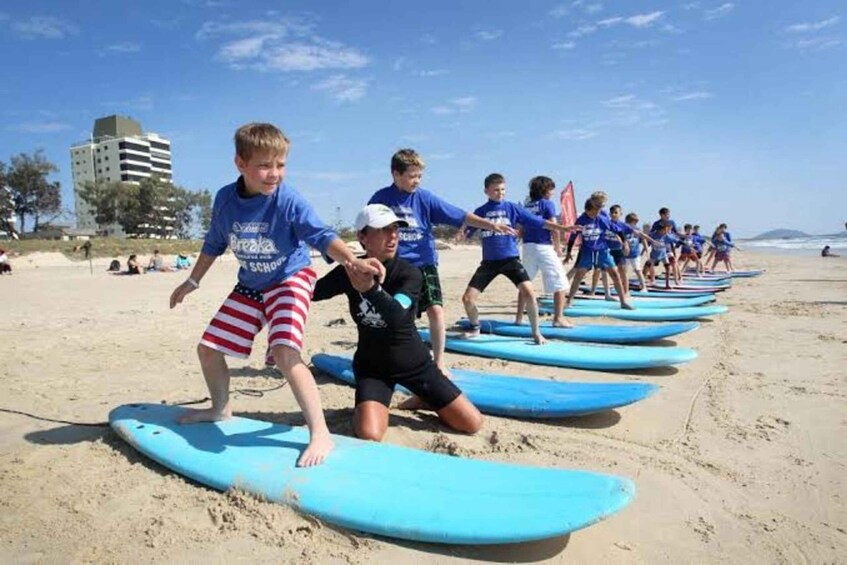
[127,254,144,275]
[821,245,840,258]
[312,204,483,441]
[147,249,168,272]
[174,254,192,270]
[0,248,11,275]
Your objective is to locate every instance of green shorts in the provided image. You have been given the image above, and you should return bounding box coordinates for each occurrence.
[418,265,444,316]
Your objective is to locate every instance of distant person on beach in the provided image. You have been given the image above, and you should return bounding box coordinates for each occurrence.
[168,122,383,467]
[368,148,516,376]
[174,254,192,270]
[127,254,144,275]
[645,222,677,289]
[313,204,483,441]
[821,245,839,257]
[515,175,574,329]
[147,249,170,272]
[461,173,579,342]
[677,224,704,276]
[564,195,632,310]
[710,231,739,272]
[0,248,11,274]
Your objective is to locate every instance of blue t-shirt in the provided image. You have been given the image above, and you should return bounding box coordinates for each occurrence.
[466,200,545,261]
[606,219,632,251]
[715,239,734,252]
[651,218,678,234]
[624,225,641,259]
[201,178,337,290]
[570,212,620,252]
[521,198,556,245]
[368,184,467,267]
[679,233,696,254]
[691,233,706,252]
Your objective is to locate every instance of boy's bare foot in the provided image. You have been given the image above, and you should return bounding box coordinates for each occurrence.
[620,302,636,310]
[532,333,547,345]
[177,406,232,424]
[297,433,334,467]
[552,319,574,328]
[604,295,616,302]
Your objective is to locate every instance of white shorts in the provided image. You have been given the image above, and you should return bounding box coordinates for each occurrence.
[522,243,569,293]
[625,256,641,271]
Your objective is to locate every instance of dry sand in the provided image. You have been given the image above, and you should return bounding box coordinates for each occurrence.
[1,248,845,564]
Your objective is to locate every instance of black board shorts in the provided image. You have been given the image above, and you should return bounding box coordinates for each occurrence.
[354,363,461,410]
[468,257,530,292]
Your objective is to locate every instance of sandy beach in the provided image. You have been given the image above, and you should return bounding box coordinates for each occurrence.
[1,247,845,564]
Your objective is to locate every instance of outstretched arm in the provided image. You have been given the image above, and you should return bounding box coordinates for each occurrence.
[464,212,517,236]
[169,252,217,308]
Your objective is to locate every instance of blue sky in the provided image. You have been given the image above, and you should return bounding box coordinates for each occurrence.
[1,1,845,237]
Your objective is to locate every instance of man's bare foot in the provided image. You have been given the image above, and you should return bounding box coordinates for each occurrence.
[297,433,334,467]
[397,395,433,411]
[177,406,232,424]
[552,319,574,328]
[620,302,636,310]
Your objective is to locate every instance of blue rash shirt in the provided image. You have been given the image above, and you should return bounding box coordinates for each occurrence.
[201,178,337,291]
[569,212,621,252]
[521,198,556,245]
[466,200,546,260]
[368,184,467,268]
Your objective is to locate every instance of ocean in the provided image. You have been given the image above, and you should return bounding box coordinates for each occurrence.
[741,234,847,256]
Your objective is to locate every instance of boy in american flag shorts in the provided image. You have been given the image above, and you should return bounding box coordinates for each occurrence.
[169,123,382,467]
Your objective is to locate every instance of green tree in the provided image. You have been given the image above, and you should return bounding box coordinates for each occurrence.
[6,151,62,232]
[0,161,17,237]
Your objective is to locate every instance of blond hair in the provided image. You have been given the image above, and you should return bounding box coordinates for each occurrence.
[589,190,608,207]
[234,123,290,160]
[391,148,425,174]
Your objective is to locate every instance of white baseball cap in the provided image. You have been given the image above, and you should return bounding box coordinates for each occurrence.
[354,204,409,231]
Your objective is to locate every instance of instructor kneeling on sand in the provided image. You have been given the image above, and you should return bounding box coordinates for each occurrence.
[313,204,483,441]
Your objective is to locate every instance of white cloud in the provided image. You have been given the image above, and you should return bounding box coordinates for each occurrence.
[431,96,477,115]
[198,18,369,72]
[416,69,449,77]
[789,37,842,50]
[10,121,72,133]
[626,11,664,28]
[550,4,569,18]
[568,24,598,38]
[554,128,598,141]
[106,42,142,53]
[602,94,636,108]
[552,41,576,50]
[474,30,503,41]
[585,3,603,15]
[311,75,368,102]
[598,17,623,27]
[672,91,713,101]
[786,16,840,33]
[12,16,78,39]
[704,3,735,21]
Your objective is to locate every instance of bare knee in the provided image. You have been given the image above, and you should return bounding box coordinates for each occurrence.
[272,345,303,377]
[458,411,484,434]
[354,412,387,442]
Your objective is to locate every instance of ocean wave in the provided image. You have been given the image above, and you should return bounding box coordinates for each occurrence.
[742,236,847,250]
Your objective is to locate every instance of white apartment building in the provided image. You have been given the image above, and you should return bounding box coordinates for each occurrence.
[71,115,172,236]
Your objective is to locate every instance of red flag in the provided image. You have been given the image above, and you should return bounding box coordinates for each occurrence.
[560,180,577,226]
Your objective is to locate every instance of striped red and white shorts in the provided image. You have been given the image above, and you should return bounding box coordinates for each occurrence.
[199,268,317,358]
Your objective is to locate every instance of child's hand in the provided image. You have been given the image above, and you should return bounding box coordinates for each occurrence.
[491,224,517,237]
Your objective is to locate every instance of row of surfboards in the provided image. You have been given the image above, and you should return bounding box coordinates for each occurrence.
[110,268,763,546]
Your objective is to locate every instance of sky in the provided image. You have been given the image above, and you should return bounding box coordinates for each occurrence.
[1,0,845,238]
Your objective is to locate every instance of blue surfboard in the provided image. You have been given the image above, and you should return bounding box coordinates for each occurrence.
[580,287,717,299]
[110,403,635,544]
[557,295,714,309]
[312,354,659,418]
[420,330,697,370]
[540,304,728,321]
[455,318,699,344]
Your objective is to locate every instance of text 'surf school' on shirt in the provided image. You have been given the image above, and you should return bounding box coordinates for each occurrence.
[201,177,337,291]
[569,212,621,252]
[313,257,432,378]
[522,198,557,245]
[368,185,467,268]
[465,200,546,261]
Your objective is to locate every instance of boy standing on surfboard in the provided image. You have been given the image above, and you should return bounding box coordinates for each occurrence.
[368,149,516,376]
[313,204,483,440]
[169,123,382,467]
[461,173,580,344]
